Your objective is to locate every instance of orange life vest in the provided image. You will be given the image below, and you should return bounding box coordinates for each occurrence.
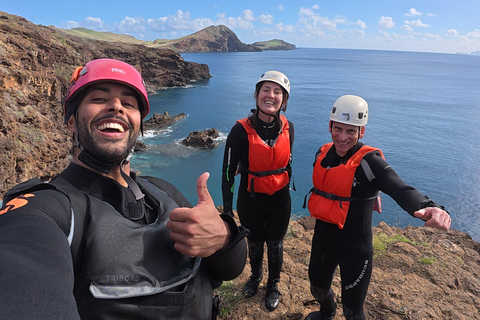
[238,116,291,195]
[307,143,383,229]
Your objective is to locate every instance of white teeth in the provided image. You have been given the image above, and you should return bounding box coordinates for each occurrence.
[97,123,125,133]
[265,101,274,105]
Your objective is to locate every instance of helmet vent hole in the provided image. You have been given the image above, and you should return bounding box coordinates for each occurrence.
[332,107,337,114]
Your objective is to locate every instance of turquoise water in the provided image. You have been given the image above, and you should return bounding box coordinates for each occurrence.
[132,48,480,242]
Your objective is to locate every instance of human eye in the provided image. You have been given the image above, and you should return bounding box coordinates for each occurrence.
[123,98,139,109]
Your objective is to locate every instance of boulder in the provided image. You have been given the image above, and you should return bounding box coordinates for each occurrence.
[181,128,219,149]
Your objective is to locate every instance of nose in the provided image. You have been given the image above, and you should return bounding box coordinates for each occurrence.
[338,130,349,141]
[107,98,125,114]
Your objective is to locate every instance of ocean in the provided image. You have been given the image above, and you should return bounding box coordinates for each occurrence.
[131,48,480,242]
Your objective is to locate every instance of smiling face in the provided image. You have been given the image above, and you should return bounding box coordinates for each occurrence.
[329,120,365,157]
[255,81,286,122]
[67,82,141,164]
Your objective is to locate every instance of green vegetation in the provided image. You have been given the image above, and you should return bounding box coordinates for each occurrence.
[214,281,245,318]
[419,255,437,265]
[373,232,416,258]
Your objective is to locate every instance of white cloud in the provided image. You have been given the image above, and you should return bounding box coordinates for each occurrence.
[356,20,366,29]
[216,11,255,30]
[426,13,436,17]
[63,20,80,29]
[118,17,146,33]
[242,9,255,22]
[275,22,294,32]
[404,19,430,28]
[278,5,285,11]
[258,14,274,24]
[466,29,480,39]
[312,5,321,10]
[406,8,422,17]
[379,16,394,29]
[401,24,415,34]
[423,33,443,42]
[147,10,213,32]
[446,29,458,37]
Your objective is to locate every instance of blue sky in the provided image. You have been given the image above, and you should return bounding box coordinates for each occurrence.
[2,0,480,54]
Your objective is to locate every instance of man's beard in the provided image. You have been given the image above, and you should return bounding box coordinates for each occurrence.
[77,117,138,164]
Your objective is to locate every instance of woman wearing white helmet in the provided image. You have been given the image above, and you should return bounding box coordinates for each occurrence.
[303,95,451,320]
[221,71,294,311]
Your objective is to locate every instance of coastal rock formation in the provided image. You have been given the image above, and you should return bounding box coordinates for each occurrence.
[217,214,480,320]
[154,25,261,53]
[181,128,219,149]
[143,112,186,131]
[0,11,210,197]
[252,39,297,51]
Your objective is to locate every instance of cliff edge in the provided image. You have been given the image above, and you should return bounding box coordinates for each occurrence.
[218,215,480,320]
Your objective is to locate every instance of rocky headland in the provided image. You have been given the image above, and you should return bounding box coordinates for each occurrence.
[60,24,296,53]
[252,39,297,51]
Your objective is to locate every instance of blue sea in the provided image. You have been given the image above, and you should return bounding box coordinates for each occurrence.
[131,48,480,242]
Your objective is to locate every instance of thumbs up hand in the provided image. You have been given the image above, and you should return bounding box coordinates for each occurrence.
[167,172,231,257]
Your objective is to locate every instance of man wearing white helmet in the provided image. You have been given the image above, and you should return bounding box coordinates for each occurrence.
[222,70,294,311]
[303,95,451,320]
[0,59,247,320]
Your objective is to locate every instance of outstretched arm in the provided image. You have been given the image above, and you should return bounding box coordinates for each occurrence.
[0,190,80,319]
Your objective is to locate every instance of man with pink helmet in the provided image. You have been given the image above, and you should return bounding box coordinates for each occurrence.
[0,58,248,320]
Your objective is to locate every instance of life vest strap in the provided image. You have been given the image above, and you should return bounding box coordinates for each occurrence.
[302,187,378,209]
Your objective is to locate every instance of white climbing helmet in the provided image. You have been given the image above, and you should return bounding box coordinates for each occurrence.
[329,95,368,126]
[257,70,290,95]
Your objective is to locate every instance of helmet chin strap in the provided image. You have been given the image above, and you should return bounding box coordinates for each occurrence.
[257,107,280,126]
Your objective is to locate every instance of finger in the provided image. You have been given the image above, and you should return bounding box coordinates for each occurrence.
[168,207,191,223]
[195,172,213,207]
[414,208,428,220]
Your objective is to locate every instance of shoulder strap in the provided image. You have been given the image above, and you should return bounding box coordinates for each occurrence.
[49,177,88,277]
[360,159,375,182]
[137,176,193,208]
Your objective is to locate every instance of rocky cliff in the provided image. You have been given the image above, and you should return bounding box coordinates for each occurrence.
[154,25,261,53]
[218,215,480,320]
[0,11,210,197]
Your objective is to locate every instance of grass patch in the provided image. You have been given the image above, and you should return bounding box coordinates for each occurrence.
[419,255,437,265]
[214,281,245,318]
[373,232,416,258]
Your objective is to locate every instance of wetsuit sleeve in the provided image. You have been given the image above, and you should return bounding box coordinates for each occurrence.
[287,120,295,177]
[202,213,248,281]
[364,151,444,216]
[221,123,247,215]
[0,190,80,319]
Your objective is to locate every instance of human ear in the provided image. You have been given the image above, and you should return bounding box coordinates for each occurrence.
[67,115,76,134]
[359,126,366,139]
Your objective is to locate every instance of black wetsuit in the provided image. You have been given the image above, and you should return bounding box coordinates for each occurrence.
[308,142,443,319]
[222,117,294,242]
[0,163,247,320]
[222,116,294,285]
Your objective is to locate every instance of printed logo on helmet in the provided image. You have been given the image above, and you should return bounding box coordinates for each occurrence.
[111,68,126,74]
[0,194,35,215]
[340,112,352,122]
